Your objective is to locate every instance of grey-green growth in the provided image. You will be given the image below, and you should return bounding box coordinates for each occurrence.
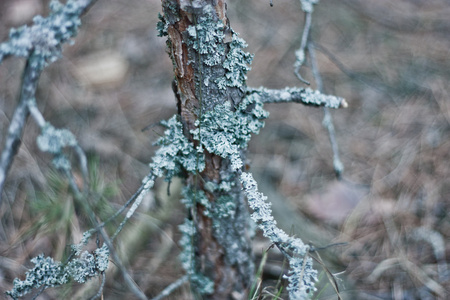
[3,0,346,298]
[0,0,92,68]
[6,246,109,300]
[178,219,215,294]
[150,116,205,181]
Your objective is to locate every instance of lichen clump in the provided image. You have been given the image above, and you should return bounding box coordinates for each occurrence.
[6,246,109,299]
[0,0,90,68]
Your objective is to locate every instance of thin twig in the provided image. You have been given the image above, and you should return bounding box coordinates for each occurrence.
[312,42,393,100]
[79,190,149,300]
[294,11,312,85]
[111,174,155,240]
[308,42,344,179]
[86,173,155,237]
[99,224,148,300]
[31,286,46,300]
[89,272,106,300]
[74,144,89,193]
[151,275,189,300]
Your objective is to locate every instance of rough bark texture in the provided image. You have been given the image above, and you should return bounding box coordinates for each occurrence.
[161,1,254,299]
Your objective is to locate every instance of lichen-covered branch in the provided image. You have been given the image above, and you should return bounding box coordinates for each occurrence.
[240,172,317,299]
[4,0,348,299]
[160,1,256,298]
[246,87,347,108]
[0,0,96,203]
[0,0,96,65]
[188,97,318,298]
[0,56,39,205]
[7,171,156,299]
[6,247,109,299]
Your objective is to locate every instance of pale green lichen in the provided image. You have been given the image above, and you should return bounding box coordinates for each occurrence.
[37,123,77,154]
[36,123,78,171]
[66,246,109,283]
[240,172,317,299]
[6,245,109,299]
[150,116,205,180]
[300,0,319,13]
[216,32,253,90]
[191,94,268,170]
[156,13,169,37]
[183,4,253,112]
[186,6,225,67]
[6,255,69,299]
[246,86,346,108]
[0,0,91,67]
[181,187,212,217]
[178,219,215,295]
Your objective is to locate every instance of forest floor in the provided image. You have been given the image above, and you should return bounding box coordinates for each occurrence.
[0,0,449,299]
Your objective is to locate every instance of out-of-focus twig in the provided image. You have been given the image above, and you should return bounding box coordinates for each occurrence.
[0,55,41,206]
[0,0,98,205]
[151,275,189,300]
[308,42,344,179]
[88,273,106,300]
[294,11,312,85]
[247,87,347,108]
[313,42,394,101]
[76,182,152,300]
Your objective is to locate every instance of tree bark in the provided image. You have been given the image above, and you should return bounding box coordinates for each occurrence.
[160,1,254,299]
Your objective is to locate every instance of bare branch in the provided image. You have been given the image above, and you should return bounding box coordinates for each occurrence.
[294,11,312,85]
[151,275,189,300]
[308,42,344,178]
[97,226,148,300]
[88,273,106,300]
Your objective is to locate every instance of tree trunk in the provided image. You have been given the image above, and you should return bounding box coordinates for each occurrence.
[160,1,254,299]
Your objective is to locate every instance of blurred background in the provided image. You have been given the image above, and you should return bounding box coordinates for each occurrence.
[0,0,449,299]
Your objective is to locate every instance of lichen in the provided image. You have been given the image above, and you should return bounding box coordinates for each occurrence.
[300,0,319,13]
[300,87,343,108]
[6,255,68,299]
[156,13,169,37]
[246,86,346,108]
[186,5,225,67]
[191,93,268,171]
[6,245,109,299]
[0,0,90,67]
[149,115,205,180]
[181,187,212,217]
[178,219,214,295]
[240,172,317,299]
[216,32,253,90]
[36,123,78,171]
[284,256,317,300]
[37,123,77,154]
